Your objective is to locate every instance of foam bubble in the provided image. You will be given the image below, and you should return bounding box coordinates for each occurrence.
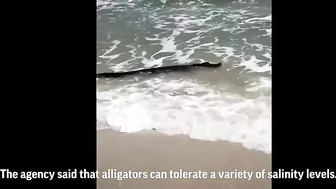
[235,55,270,73]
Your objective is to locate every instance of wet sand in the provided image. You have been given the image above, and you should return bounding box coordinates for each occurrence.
[97,122,271,189]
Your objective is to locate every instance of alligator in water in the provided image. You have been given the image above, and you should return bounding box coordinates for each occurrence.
[96,62,222,78]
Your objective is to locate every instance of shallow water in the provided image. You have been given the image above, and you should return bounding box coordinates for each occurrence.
[97,0,271,154]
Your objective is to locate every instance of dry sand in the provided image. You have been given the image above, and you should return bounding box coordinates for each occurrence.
[97,122,271,189]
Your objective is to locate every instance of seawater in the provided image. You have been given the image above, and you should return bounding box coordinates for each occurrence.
[97,0,272,154]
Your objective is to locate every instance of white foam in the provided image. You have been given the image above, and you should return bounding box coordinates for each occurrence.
[246,77,271,93]
[234,55,270,73]
[263,52,271,60]
[97,0,137,11]
[97,78,271,154]
[244,15,271,24]
[99,40,124,62]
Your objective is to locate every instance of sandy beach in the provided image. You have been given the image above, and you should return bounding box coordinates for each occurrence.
[97,122,271,189]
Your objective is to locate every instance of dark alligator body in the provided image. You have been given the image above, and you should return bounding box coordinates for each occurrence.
[96,62,222,78]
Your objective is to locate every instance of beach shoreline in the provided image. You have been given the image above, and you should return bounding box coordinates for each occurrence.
[97,122,271,189]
